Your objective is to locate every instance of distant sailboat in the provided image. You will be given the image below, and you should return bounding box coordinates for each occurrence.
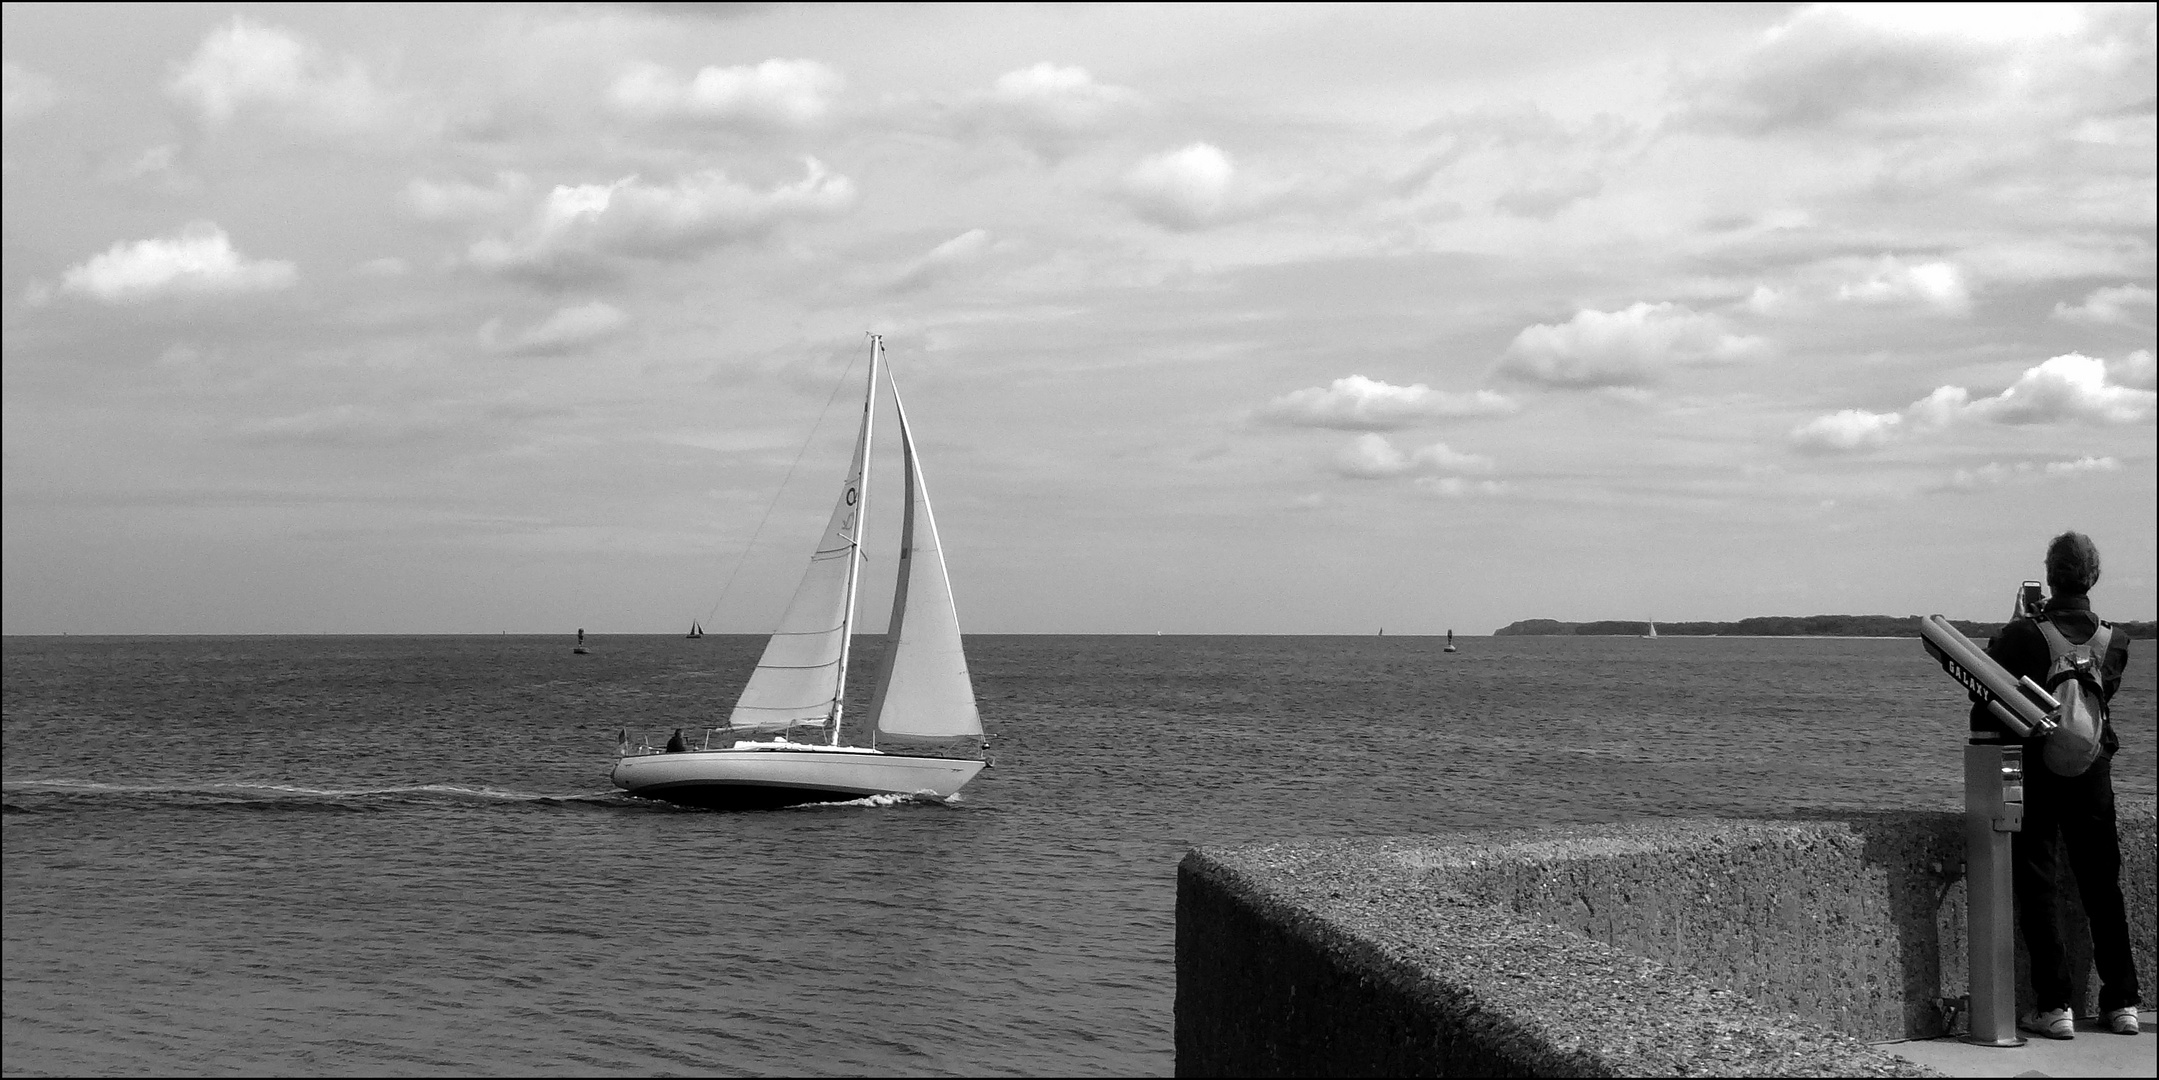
[686,621,704,639]
[611,335,987,809]
[574,627,589,655]
[1443,629,1458,653]
[1644,618,1659,640]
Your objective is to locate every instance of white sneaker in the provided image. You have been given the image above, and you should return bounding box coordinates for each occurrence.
[2020,1007,2075,1039]
[2107,1007,2140,1035]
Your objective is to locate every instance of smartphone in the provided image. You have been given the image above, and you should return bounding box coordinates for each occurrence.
[2016,581,2044,620]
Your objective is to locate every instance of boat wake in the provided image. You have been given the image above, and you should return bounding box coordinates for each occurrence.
[1,778,622,813]
[794,790,963,810]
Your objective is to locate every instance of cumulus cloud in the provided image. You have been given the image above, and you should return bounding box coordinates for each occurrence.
[1964,352,2156,424]
[2053,284,2157,327]
[3,60,57,125]
[166,18,399,134]
[1835,256,1971,313]
[1122,143,1235,229]
[609,59,842,126]
[1743,284,1792,316]
[1947,456,2123,491]
[2111,349,2157,391]
[2045,455,2124,475]
[1332,433,1493,479]
[1496,302,1768,388]
[483,301,630,355]
[980,63,1142,135]
[1258,375,1517,431]
[1789,408,1903,453]
[1792,352,2157,453]
[1119,143,1289,230]
[465,160,856,276]
[57,223,296,303]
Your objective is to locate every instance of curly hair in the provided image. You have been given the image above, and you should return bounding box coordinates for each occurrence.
[2044,531,2101,596]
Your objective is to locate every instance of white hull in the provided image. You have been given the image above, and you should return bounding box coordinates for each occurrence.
[612,744,984,809]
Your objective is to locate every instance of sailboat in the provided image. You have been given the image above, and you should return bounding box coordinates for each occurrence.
[611,335,986,809]
[574,628,589,655]
[1644,618,1659,639]
[1443,629,1458,653]
[686,621,704,639]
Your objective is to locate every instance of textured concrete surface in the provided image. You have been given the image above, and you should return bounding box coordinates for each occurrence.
[1883,1008,2156,1078]
[1177,800,2155,1077]
[1177,837,1932,1077]
[1438,815,1967,1039]
[1442,801,2154,1039]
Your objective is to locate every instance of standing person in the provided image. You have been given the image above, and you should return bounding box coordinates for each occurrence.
[1973,531,2141,1038]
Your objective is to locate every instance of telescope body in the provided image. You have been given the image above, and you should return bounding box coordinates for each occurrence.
[1919,614,2056,739]
[1921,609,2048,1047]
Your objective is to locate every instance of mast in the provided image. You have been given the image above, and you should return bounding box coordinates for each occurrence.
[829,335,879,745]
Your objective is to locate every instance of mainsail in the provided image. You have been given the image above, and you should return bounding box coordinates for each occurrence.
[727,349,876,733]
[865,369,983,742]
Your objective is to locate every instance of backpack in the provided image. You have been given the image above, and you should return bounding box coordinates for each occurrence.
[2035,617,2112,777]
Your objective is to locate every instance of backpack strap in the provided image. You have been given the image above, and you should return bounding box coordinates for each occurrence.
[2035,618,2076,657]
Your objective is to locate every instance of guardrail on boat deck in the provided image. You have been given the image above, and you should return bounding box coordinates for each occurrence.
[617,722,833,756]
[615,727,993,760]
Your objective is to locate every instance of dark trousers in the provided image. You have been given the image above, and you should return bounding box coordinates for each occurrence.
[2013,754,2143,1012]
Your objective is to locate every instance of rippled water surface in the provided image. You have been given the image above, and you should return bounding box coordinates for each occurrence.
[5,634,2154,1076]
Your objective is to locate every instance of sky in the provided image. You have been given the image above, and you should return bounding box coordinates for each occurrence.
[3,2,2154,636]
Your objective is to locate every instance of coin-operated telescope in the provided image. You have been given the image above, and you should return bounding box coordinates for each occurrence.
[1918,584,2060,1047]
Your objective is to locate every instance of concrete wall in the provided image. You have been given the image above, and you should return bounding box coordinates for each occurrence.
[1176,799,2155,1077]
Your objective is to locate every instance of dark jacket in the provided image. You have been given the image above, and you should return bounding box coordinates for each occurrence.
[1970,593,2128,757]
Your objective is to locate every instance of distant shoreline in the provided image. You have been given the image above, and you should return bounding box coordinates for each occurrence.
[1495,616,2159,640]
[4,626,2157,640]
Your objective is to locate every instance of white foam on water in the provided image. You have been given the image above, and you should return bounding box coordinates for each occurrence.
[0,779,612,802]
[796,790,960,810]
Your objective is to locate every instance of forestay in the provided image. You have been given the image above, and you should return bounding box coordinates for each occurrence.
[728,360,875,732]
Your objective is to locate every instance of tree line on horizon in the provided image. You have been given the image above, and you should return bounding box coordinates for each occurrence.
[1493,616,2159,640]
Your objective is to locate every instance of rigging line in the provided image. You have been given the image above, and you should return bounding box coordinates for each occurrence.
[704,349,865,626]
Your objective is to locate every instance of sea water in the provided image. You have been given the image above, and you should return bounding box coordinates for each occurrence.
[5,634,2154,1076]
